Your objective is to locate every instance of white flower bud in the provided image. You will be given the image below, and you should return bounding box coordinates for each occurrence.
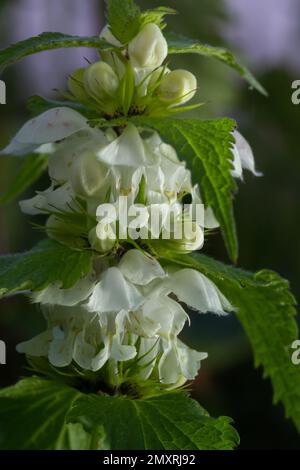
[88,225,116,253]
[158,69,197,104]
[68,68,87,101]
[84,61,119,99]
[148,66,170,90]
[128,23,168,69]
[71,151,109,198]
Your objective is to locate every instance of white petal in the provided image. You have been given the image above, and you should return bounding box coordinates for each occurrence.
[90,335,110,371]
[204,207,219,229]
[48,129,107,185]
[99,24,122,47]
[1,108,90,155]
[142,295,188,337]
[232,130,262,178]
[19,183,76,216]
[137,338,160,380]
[19,192,49,215]
[231,144,243,179]
[128,23,168,69]
[158,341,180,384]
[48,326,75,367]
[96,124,147,167]
[73,330,97,370]
[191,185,219,229]
[16,330,52,356]
[128,309,161,337]
[87,267,143,313]
[159,143,191,194]
[118,250,165,285]
[177,339,207,380]
[168,269,234,315]
[31,274,95,307]
[111,311,136,361]
[147,203,170,237]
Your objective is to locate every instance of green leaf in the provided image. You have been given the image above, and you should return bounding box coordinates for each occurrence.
[0,378,92,450]
[161,251,300,432]
[140,7,177,30]
[0,33,115,75]
[166,33,267,96]
[129,116,238,262]
[0,239,93,297]
[106,0,141,44]
[106,2,176,44]
[27,95,95,119]
[67,391,239,450]
[0,153,48,205]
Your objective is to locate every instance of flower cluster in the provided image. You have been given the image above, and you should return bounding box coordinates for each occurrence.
[1,21,261,389]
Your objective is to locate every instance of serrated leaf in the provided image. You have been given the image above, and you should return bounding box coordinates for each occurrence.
[106,0,141,44]
[0,378,92,450]
[129,116,238,261]
[160,251,300,432]
[0,239,93,297]
[0,33,115,75]
[166,33,267,96]
[0,153,48,205]
[140,7,177,30]
[67,391,239,450]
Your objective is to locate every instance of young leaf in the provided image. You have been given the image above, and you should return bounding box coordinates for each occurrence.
[0,378,93,450]
[140,7,177,30]
[0,239,93,297]
[160,251,300,433]
[106,0,141,44]
[0,153,48,205]
[129,116,238,262]
[166,33,267,96]
[67,391,239,450]
[0,33,115,74]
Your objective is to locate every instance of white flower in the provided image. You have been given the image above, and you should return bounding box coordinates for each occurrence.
[84,61,119,99]
[88,225,117,253]
[31,273,96,307]
[128,23,168,70]
[231,130,262,179]
[143,132,192,202]
[97,124,148,168]
[158,69,197,105]
[0,108,91,156]
[159,338,207,384]
[19,183,76,216]
[190,186,219,229]
[87,266,144,313]
[118,249,165,285]
[17,248,233,383]
[48,129,107,185]
[70,150,111,198]
[164,268,234,315]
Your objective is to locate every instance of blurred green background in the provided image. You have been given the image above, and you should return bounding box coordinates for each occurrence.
[0,0,300,449]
